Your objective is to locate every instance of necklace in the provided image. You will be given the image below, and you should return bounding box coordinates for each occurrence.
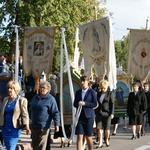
[8,98,15,105]
[8,100,14,105]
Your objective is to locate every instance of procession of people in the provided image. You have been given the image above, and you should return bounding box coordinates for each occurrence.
[0,11,150,150]
[0,59,150,150]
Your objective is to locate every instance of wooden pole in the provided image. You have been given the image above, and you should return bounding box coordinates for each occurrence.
[35,11,43,94]
[95,6,97,20]
[35,78,40,94]
[40,16,42,27]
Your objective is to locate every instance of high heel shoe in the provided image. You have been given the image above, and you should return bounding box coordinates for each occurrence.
[105,141,110,147]
[67,140,72,147]
[59,143,65,148]
[67,141,72,147]
[137,133,140,138]
[131,135,136,140]
[96,144,103,148]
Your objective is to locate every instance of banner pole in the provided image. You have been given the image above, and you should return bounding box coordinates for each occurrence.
[35,78,40,94]
[14,25,19,81]
[63,27,76,141]
[60,28,67,139]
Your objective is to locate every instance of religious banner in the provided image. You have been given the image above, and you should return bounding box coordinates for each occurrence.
[23,27,56,78]
[128,29,150,80]
[79,17,117,90]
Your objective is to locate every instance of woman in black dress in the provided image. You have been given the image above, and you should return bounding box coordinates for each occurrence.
[127,82,147,139]
[95,80,114,148]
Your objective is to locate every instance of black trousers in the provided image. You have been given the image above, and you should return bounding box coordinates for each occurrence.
[0,127,3,145]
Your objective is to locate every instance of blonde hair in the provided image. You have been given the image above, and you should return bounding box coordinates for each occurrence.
[99,80,109,89]
[7,80,21,94]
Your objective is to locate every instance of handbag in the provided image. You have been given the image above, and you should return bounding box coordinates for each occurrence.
[100,111,109,117]
[17,116,24,129]
[17,99,26,129]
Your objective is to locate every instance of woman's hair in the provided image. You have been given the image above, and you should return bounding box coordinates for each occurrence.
[99,80,109,89]
[7,80,20,94]
[40,81,51,92]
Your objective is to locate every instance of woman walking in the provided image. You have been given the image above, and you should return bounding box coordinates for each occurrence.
[95,80,114,148]
[0,80,31,150]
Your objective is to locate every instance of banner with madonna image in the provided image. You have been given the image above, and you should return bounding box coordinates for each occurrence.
[23,27,56,78]
[79,17,117,90]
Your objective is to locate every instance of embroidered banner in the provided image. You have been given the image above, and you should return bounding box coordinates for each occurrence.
[128,29,150,80]
[79,17,117,90]
[23,27,56,78]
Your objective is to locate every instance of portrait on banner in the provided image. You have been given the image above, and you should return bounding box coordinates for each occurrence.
[23,27,56,78]
[33,42,44,56]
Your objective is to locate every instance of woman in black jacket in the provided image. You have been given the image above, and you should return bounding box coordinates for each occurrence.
[95,80,114,148]
[127,82,147,139]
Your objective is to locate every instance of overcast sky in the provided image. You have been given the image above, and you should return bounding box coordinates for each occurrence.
[105,0,150,40]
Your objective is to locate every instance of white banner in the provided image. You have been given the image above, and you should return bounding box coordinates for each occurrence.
[79,17,116,90]
[128,29,150,80]
[23,27,56,78]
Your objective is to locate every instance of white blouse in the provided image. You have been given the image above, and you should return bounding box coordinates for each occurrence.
[99,93,105,103]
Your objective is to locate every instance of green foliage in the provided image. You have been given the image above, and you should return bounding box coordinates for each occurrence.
[0,0,107,72]
[114,34,130,72]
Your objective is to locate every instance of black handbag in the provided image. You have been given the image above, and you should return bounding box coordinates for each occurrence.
[100,111,109,117]
[17,116,24,129]
[17,99,26,129]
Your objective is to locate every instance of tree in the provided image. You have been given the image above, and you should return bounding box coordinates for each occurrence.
[114,34,130,72]
[0,0,107,72]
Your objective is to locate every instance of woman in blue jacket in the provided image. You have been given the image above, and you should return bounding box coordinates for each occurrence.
[74,75,97,150]
[30,81,60,150]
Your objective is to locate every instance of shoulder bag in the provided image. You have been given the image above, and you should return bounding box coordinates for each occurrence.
[17,98,26,129]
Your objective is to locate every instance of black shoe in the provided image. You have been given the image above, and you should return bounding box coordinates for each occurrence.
[137,133,140,138]
[131,135,136,140]
[94,141,99,145]
[112,133,116,136]
[67,140,72,147]
[141,133,146,136]
[59,143,65,148]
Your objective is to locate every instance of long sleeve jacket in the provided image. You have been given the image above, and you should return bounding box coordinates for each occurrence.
[74,88,97,118]
[127,90,147,116]
[95,90,114,116]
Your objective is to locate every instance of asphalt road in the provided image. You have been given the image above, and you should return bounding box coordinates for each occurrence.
[17,117,150,150]
[51,118,150,150]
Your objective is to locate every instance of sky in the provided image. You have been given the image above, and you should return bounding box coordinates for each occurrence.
[105,0,150,40]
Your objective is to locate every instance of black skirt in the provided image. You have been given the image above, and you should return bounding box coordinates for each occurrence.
[54,125,72,139]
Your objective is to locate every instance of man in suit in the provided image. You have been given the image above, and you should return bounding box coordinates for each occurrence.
[74,75,97,150]
[127,82,147,139]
